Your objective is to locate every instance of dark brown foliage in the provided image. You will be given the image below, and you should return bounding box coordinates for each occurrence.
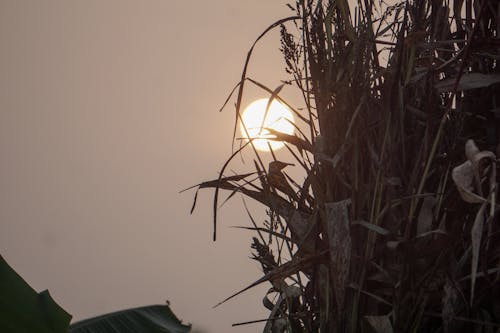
[192,1,500,332]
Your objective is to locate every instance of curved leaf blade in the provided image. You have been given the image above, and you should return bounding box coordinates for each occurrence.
[69,305,191,333]
[0,255,71,333]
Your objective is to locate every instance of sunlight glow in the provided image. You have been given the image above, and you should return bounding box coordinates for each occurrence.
[240,98,295,151]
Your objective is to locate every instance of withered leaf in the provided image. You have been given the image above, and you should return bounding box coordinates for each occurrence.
[452,139,496,203]
[288,210,316,254]
[465,139,480,161]
[324,199,351,314]
[352,220,390,236]
[435,73,500,92]
[364,315,394,333]
[451,161,483,203]
[265,128,313,152]
[417,196,436,235]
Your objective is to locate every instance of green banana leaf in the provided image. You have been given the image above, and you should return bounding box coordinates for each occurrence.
[69,305,191,333]
[1,255,191,333]
[0,255,72,333]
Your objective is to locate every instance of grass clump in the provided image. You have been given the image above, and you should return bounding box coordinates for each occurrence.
[190,1,500,332]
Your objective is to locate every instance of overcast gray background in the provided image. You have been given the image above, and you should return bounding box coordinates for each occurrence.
[0,1,295,332]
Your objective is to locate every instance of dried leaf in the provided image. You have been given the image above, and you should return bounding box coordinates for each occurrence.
[263,293,275,311]
[470,201,487,306]
[352,220,390,236]
[452,140,495,203]
[266,128,313,152]
[417,196,436,235]
[451,161,484,203]
[467,141,496,176]
[466,139,496,165]
[259,84,285,135]
[288,211,316,254]
[198,175,296,220]
[472,152,496,182]
[263,295,284,333]
[364,315,394,333]
[415,229,447,239]
[465,139,480,161]
[324,199,351,314]
[213,252,323,308]
[190,188,199,214]
[232,226,292,242]
[435,73,500,92]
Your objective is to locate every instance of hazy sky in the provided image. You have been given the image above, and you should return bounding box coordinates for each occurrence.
[0,1,297,332]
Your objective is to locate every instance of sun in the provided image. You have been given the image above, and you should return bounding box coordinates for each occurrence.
[239,98,295,151]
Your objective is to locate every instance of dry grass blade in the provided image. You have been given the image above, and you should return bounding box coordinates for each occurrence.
[230,16,300,147]
[265,128,313,152]
[258,84,285,136]
[212,251,325,308]
[246,77,310,124]
[351,220,390,236]
[211,141,251,241]
[230,226,292,243]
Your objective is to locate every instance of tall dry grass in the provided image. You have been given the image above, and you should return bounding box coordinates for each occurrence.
[189,1,500,332]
